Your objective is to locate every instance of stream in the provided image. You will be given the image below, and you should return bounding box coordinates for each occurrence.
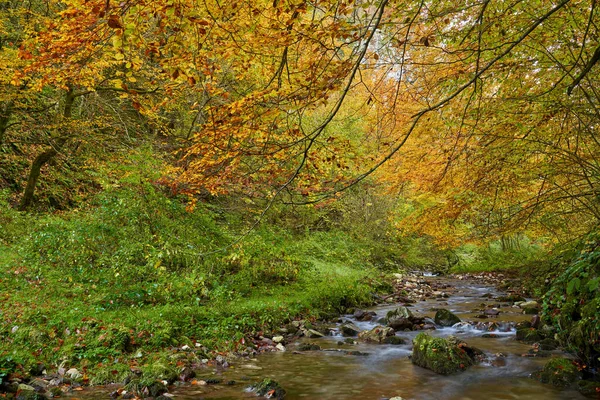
[84,275,587,399]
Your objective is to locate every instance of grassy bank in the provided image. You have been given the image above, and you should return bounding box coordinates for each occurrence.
[0,180,398,387]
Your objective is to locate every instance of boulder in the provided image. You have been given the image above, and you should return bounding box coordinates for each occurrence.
[358,326,395,343]
[411,333,483,375]
[386,307,416,331]
[353,310,376,321]
[340,323,362,337]
[434,309,461,327]
[533,358,581,388]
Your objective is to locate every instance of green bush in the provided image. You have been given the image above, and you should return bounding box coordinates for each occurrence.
[542,232,600,370]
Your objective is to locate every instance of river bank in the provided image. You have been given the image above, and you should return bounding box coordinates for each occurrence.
[3,272,598,399]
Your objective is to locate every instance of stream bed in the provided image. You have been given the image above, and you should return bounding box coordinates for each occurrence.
[83,275,587,399]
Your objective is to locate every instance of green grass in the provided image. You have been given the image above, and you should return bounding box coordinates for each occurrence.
[0,183,385,385]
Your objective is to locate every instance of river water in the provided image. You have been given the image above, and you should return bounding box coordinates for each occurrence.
[85,276,587,399]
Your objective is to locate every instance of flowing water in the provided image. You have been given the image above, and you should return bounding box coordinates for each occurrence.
[84,276,587,399]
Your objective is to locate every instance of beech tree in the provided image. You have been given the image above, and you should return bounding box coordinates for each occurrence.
[3,0,600,244]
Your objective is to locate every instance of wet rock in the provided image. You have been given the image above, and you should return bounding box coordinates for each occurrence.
[533,358,581,388]
[304,329,324,338]
[484,308,500,316]
[386,307,417,331]
[179,367,195,382]
[434,309,461,327]
[344,350,369,356]
[383,336,407,345]
[253,378,286,399]
[353,310,376,321]
[297,343,321,351]
[531,315,541,329]
[411,333,483,375]
[340,323,362,337]
[358,326,395,343]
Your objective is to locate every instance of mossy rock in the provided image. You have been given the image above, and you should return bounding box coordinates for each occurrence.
[411,333,477,375]
[434,309,461,327]
[358,326,395,343]
[253,378,286,399]
[577,380,600,395]
[522,307,540,315]
[516,328,542,343]
[534,358,581,388]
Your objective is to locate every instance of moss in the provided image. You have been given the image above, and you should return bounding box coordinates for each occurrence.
[534,358,581,388]
[577,380,600,395]
[411,333,476,375]
[516,328,542,343]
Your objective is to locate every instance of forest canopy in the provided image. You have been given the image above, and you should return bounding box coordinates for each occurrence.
[1,0,599,244]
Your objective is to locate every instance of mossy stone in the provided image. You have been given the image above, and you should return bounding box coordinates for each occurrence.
[411,333,476,375]
[535,358,581,388]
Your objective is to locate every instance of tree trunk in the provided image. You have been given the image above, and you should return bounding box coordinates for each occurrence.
[18,87,75,211]
[18,148,58,210]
